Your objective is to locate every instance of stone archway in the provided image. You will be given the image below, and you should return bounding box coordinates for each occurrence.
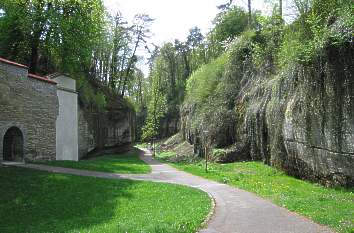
[3,127,24,161]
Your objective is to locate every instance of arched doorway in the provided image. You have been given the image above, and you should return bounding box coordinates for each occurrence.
[3,127,24,161]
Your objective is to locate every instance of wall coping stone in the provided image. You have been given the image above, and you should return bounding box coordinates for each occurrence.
[0,57,28,69]
[28,73,57,85]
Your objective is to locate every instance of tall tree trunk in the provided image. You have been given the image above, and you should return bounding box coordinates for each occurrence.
[182,53,190,80]
[247,0,252,29]
[121,30,141,96]
[279,0,282,18]
[138,74,143,105]
[29,39,39,73]
[29,1,51,73]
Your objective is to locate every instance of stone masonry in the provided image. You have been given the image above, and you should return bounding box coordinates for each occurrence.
[0,57,136,162]
[0,58,58,161]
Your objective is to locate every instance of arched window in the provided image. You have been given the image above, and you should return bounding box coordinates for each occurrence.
[3,127,24,161]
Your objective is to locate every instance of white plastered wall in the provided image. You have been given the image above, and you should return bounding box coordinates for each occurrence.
[53,75,78,161]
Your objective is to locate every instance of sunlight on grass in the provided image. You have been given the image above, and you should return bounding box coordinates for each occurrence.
[158,151,177,158]
[157,153,354,233]
[36,149,151,174]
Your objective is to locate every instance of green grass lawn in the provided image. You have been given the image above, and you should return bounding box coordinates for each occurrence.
[157,152,354,233]
[37,150,151,174]
[0,167,211,233]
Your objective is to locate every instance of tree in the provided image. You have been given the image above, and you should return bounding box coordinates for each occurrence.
[120,14,153,96]
[292,0,312,16]
[248,0,252,28]
[174,39,191,80]
[142,57,167,141]
[216,0,233,11]
[187,27,204,49]
[0,0,105,74]
[206,6,249,59]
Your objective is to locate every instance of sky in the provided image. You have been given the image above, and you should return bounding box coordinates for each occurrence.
[102,0,277,75]
[104,0,273,44]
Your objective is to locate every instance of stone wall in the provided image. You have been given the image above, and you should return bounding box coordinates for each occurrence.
[78,98,135,158]
[0,58,58,161]
[160,116,179,138]
[0,57,135,161]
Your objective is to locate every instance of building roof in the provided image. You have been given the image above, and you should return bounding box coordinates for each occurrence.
[28,73,57,85]
[0,57,57,85]
[0,57,28,69]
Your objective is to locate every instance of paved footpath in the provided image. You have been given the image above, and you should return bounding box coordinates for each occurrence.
[15,150,333,233]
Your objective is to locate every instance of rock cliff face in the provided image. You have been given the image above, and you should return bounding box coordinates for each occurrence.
[181,43,354,187]
[78,91,135,158]
[243,44,354,186]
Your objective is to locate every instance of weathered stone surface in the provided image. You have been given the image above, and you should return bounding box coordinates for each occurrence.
[241,44,354,186]
[181,43,354,187]
[78,98,135,158]
[160,115,179,138]
[0,61,58,161]
[78,108,94,159]
[0,58,135,161]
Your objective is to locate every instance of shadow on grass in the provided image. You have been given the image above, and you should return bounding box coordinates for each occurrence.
[0,165,212,233]
[0,167,134,233]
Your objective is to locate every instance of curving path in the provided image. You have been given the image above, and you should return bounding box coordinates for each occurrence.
[15,149,333,233]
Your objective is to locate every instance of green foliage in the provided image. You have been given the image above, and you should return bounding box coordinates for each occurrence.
[142,95,167,141]
[76,77,107,110]
[180,0,354,151]
[251,16,283,70]
[186,53,228,106]
[0,167,211,233]
[142,57,169,141]
[93,92,107,109]
[0,0,106,73]
[0,0,147,112]
[142,38,204,140]
[278,0,353,67]
[206,6,262,59]
[158,151,178,159]
[134,142,148,149]
[210,6,249,43]
[140,25,216,140]
[212,148,226,159]
[184,31,258,146]
[141,4,259,141]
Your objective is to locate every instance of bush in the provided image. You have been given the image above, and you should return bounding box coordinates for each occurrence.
[185,53,228,106]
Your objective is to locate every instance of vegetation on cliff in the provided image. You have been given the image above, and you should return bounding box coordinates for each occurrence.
[0,0,352,185]
[143,0,354,186]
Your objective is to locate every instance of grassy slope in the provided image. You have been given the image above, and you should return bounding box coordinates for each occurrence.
[0,167,211,233]
[157,152,354,233]
[37,150,151,174]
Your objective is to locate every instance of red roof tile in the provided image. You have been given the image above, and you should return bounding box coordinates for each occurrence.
[0,57,57,85]
[0,57,28,69]
[28,73,57,85]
